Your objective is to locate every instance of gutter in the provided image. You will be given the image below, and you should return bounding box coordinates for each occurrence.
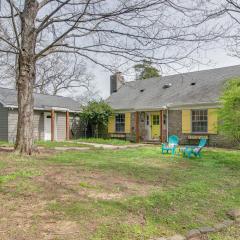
[166,101,220,109]
[4,105,81,113]
[165,106,169,142]
[112,101,220,112]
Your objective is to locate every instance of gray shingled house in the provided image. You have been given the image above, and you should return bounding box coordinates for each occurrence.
[0,87,81,142]
[106,65,240,147]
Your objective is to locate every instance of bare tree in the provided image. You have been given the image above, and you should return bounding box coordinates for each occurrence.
[184,0,240,58]
[0,52,16,87]
[35,54,93,95]
[216,0,240,58]
[0,0,212,154]
[0,52,94,95]
[0,54,94,100]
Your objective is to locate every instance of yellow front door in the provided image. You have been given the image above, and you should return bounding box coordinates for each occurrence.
[151,113,160,140]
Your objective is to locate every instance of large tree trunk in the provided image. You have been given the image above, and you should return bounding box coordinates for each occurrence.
[14,0,38,155]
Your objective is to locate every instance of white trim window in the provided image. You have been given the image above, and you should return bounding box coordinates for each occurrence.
[192,109,208,133]
[115,113,125,133]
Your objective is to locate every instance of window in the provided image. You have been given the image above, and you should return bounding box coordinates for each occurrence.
[146,115,149,125]
[152,115,160,125]
[163,114,167,125]
[192,110,208,133]
[115,113,125,132]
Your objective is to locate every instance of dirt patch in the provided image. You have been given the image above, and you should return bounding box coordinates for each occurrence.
[34,166,160,202]
[41,220,80,238]
[0,147,14,153]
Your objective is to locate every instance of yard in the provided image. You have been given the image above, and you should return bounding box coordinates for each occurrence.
[0,144,239,240]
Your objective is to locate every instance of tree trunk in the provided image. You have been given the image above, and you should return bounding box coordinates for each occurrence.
[14,0,38,155]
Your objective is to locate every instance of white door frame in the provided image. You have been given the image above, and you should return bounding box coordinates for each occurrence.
[44,112,57,141]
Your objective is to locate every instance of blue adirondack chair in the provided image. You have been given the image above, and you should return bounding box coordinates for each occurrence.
[183,138,207,158]
[162,135,179,155]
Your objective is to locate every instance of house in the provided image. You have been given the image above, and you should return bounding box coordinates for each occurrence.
[106,65,240,147]
[0,87,81,142]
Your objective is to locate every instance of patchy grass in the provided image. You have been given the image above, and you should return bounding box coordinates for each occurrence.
[79,181,99,189]
[209,225,240,240]
[36,140,92,149]
[0,141,13,147]
[76,137,132,145]
[0,169,41,184]
[0,147,239,240]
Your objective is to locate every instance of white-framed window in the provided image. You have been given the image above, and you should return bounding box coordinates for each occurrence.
[115,113,125,132]
[192,109,208,133]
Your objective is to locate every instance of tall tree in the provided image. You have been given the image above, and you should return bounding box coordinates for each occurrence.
[0,0,208,154]
[134,60,160,80]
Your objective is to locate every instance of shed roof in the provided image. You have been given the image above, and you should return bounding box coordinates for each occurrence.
[0,87,80,112]
[107,65,240,110]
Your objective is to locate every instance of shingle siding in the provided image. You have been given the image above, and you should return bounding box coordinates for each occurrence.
[0,104,8,141]
[8,109,18,142]
[7,109,67,142]
[56,112,66,141]
[33,111,44,141]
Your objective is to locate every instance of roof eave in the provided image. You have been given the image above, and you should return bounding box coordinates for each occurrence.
[167,101,221,109]
[5,105,81,113]
[111,101,221,112]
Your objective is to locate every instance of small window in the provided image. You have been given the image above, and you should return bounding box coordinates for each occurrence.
[115,113,125,132]
[146,115,149,125]
[192,110,208,133]
[163,114,167,125]
[152,115,160,125]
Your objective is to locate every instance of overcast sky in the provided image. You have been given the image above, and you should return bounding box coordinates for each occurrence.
[91,47,240,100]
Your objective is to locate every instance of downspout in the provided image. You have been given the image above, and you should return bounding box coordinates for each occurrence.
[166,107,169,142]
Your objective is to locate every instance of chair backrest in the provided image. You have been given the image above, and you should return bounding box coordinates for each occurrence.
[198,138,207,148]
[168,135,179,146]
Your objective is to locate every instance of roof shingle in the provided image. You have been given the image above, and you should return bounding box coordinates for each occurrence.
[0,87,80,112]
[107,65,240,110]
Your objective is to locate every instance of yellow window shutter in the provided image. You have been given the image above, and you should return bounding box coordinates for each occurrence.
[125,112,131,133]
[208,109,218,134]
[108,115,115,133]
[182,110,191,133]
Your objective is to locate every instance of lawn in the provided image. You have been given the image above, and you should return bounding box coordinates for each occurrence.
[0,147,239,240]
[36,140,92,149]
[0,140,93,149]
[75,137,132,145]
[0,139,131,149]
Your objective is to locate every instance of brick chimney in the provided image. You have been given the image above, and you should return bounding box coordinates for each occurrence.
[110,72,125,95]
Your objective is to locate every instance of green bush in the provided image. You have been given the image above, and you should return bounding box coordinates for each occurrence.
[218,78,240,145]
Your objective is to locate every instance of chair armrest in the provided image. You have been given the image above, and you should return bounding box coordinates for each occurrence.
[193,147,202,153]
[185,146,193,153]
